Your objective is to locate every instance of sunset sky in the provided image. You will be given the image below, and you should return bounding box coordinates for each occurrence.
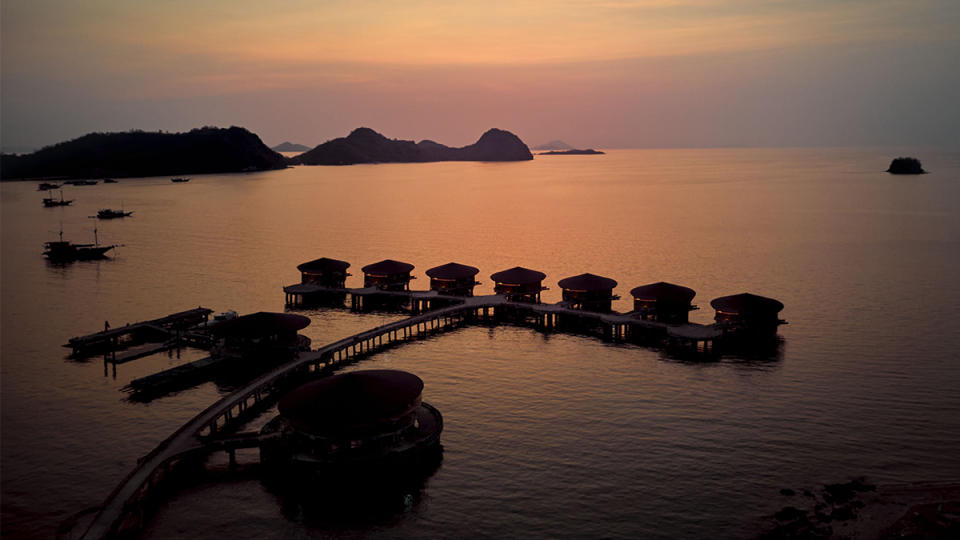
[2,0,958,151]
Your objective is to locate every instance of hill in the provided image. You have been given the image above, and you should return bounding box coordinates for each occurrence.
[294,128,533,165]
[0,126,287,180]
[271,141,312,152]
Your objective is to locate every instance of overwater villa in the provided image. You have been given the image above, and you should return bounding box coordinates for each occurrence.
[630,282,697,323]
[557,273,619,312]
[209,311,311,360]
[490,266,547,303]
[362,259,415,291]
[260,369,443,476]
[297,257,351,287]
[710,293,786,335]
[426,262,480,296]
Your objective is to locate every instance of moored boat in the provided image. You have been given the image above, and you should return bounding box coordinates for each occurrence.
[65,180,98,186]
[37,182,61,191]
[43,229,116,262]
[171,177,190,183]
[42,190,73,207]
[96,208,133,219]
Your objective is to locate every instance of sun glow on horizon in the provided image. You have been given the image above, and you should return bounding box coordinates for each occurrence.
[2,0,958,149]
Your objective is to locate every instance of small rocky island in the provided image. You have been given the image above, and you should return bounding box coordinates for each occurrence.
[271,141,312,152]
[886,157,926,174]
[293,127,533,165]
[0,126,287,180]
[538,149,605,155]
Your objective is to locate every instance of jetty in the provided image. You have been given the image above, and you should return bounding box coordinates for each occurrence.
[65,307,213,358]
[68,261,786,539]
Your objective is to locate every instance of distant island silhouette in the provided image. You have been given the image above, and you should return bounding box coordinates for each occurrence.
[0,126,286,180]
[538,149,605,155]
[271,141,312,152]
[293,128,533,165]
[532,140,573,151]
[886,157,926,174]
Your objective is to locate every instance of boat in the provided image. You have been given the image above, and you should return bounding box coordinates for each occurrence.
[42,190,73,207]
[103,178,118,183]
[171,177,190,183]
[43,228,115,262]
[37,182,61,191]
[96,208,133,219]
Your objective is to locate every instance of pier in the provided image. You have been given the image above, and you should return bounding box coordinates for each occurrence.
[71,261,784,538]
[65,307,213,357]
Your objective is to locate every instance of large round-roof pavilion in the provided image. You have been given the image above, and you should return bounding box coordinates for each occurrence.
[557,272,618,312]
[490,266,547,302]
[361,259,415,291]
[279,370,424,435]
[425,262,480,296]
[209,312,311,359]
[260,369,443,473]
[630,282,697,323]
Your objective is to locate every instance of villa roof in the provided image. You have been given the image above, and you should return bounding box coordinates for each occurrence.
[557,273,618,292]
[630,282,696,303]
[426,262,480,280]
[361,259,415,275]
[490,266,546,285]
[210,312,310,338]
[279,369,424,434]
[710,293,784,315]
[297,257,351,273]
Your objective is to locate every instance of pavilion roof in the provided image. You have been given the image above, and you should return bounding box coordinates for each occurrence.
[210,312,310,338]
[710,293,784,315]
[630,282,696,303]
[361,259,415,275]
[279,369,424,434]
[557,272,618,292]
[297,257,351,273]
[426,262,480,280]
[490,266,546,285]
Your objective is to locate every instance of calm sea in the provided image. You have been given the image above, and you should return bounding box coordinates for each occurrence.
[2,148,959,539]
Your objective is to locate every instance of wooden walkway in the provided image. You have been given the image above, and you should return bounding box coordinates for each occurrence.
[74,295,724,539]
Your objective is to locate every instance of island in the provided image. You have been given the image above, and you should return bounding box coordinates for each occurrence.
[886,157,926,175]
[271,141,312,152]
[0,126,287,180]
[292,127,533,165]
[538,149,605,155]
[532,140,573,151]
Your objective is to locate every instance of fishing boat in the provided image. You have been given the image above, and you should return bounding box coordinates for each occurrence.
[43,228,115,262]
[37,182,61,191]
[170,177,190,183]
[42,190,73,207]
[96,208,133,219]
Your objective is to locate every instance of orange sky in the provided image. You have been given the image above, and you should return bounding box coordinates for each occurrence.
[2,0,958,150]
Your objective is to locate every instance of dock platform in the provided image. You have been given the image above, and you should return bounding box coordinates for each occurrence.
[65,307,213,357]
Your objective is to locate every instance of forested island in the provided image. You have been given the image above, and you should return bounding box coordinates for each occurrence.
[293,127,533,165]
[0,126,287,180]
